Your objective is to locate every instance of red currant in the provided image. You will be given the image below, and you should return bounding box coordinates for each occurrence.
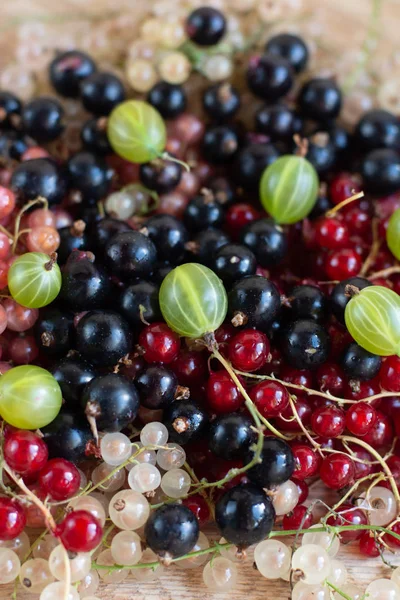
[4,430,48,475]
[344,378,380,401]
[57,510,103,552]
[292,478,309,504]
[352,447,375,480]
[330,172,361,205]
[249,380,289,418]
[281,367,314,389]
[276,397,312,433]
[39,458,80,501]
[319,454,355,489]
[291,444,320,480]
[316,362,345,395]
[225,203,260,239]
[0,498,26,540]
[343,207,370,236]
[282,505,313,530]
[228,329,269,372]
[362,410,393,448]
[182,494,211,526]
[380,356,400,392]
[171,350,208,387]
[314,217,349,250]
[325,248,362,281]
[384,522,400,548]
[326,503,367,542]
[139,322,180,364]
[311,406,345,438]
[0,186,16,219]
[207,371,244,413]
[345,402,376,436]
[359,531,382,557]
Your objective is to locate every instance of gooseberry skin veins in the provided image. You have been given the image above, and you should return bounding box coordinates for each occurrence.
[387,208,400,261]
[0,365,62,429]
[159,263,228,338]
[8,252,62,309]
[345,285,400,357]
[259,154,319,224]
[107,100,167,164]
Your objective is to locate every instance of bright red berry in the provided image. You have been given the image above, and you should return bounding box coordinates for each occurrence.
[343,207,370,236]
[292,478,309,504]
[362,410,393,448]
[325,248,362,281]
[39,458,80,501]
[316,362,345,395]
[311,406,345,438]
[57,510,103,552]
[380,356,400,392]
[170,350,208,387]
[326,503,367,542]
[225,203,260,239]
[330,172,361,206]
[0,498,26,540]
[282,505,313,530]
[249,380,289,418]
[0,187,16,219]
[359,531,382,557]
[281,367,314,389]
[320,454,355,489]
[384,522,400,548]
[182,494,211,526]
[207,371,244,413]
[228,329,269,372]
[291,444,320,480]
[138,322,180,364]
[276,397,312,433]
[4,430,48,475]
[314,217,349,250]
[345,402,376,436]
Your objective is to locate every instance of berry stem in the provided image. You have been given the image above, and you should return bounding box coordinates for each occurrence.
[326,580,353,600]
[359,217,380,276]
[12,196,48,254]
[325,190,364,217]
[369,265,400,280]
[160,152,191,172]
[288,395,322,453]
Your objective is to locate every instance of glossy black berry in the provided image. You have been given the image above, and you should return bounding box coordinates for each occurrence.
[298,77,342,122]
[80,72,125,116]
[0,91,22,128]
[255,103,302,142]
[104,230,157,280]
[145,504,199,558]
[90,217,131,253]
[246,437,295,488]
[361,148,400,195]
[144,214,188,265]
[147,82,187,119]
[59,250,112,311]
[209,413,256,461]
[67,152,114,202]
[239,218,287,267]
[234,143,279,191]
[118,280,161,327]
[81,373,139,432]
[186,7,226,46]
[49,50,97,98]
[22,97,64,143]
[228,275,281,330]
[207,175,236,207]
[330,276,372,324]
[163,400,209,445]
[203,83,240,121]
[136,365,177,410]
[213,243,257,287]
[81,118,112,154]
[140,160,182,194]
[341,342,382,381]
[11,158,67,206]
[57,221,90,265]
[326,125,351,158]
[280,319,330,370]
[354,109,400,151]
[288,285,328,322]
[41,411,92,462]
[247,53,294,101]
[76,310,132,367]
[203,125,240,164]
[34,307,74,357]
[215,483,275,548]
[184,192,225,232]
[304,132,337,174]
[190,228,230,266]
[0,130,29,161]
[51,355,97,408]
[265,33,309,73]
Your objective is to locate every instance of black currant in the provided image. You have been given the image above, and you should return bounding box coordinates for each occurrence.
[341,342,382,381]
[136,365,178,410]
[49,50,97,98]
[234,143,279,191]
[11,158,67,206]
[245,437,295,488]
[361,148,400,195]
[163,400,209,445]
[354,109,400,151]
[298,77,342,122]
[189,228,230,266]
[203,83,240,121]
[59,250,112,311]
[57,220,90,265]
[206,175,237,207]
[0,91,22,128]
[228,275,281,330]
[118,280,161,327]
[51,355,97,408]
[143,214,188,265]
[186,7,226,46]
[184,192,225,232]
[255,103,302,142]
[287,284,328,322]
[265,33,309,73]
[22,97,64,143]
[67,152,114,202]
[81,373,139,432]
[90,217,131,254]
[212,243,257,287]
[280,319,330,369]
[76,310,132,367]
[247,53,294,101]
[140,160,182,194]
[34,307,74,357]
[147,82,187,119]
[81,118,112,154]
[209,413,256,461]
[104,230,157,280]
[145,504,199,558]
[239,218,287,267]
[80,71,125,116]
[0,130,29,161]
[330,276,372,324]
[215,483,275,548]
[41,411,93,462]
[304,132,337,174]
[203,125,240,164]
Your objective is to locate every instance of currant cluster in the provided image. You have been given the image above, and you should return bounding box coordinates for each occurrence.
[0,3,400,600]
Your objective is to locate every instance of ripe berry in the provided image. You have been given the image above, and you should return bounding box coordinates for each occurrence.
[276,397,312,433]
[186,7,226,46]
[345,402,376,436]
[291,444,320,480]
[359,531,382,557]
[314,217,349,249]
[57,510,103,552]
[139,323,180,364]
[246,438,295,488]
[380,356,400,391]
[0,498,26,540]
[4,430,48,475]
[282,504,313,530]
[316,362,345,395]
[249,380,289,417]
[207,371,244,413]
[326,503,368,543]
[362,410,393,448]
[311,406,345,438]
[319,454,355,490]
[325,248,362,281]
[292,478,309,504]
[39,458,80,501]
[329,172,361,206]
[228,329,269,372]
[341,342,382,381]
[182,494,211,527]
[225,203,260,239]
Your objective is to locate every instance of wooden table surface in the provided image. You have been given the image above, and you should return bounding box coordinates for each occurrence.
[2,0,400,598]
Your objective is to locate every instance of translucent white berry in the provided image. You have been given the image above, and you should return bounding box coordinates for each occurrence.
[96,549,129,584]
[157,443,186,470]
[126,442,157,470]
[218,537,242,563]
[0,531,30,559]
[365,579,400,600]
[161,468,191,498]
[131,548,164,582]
[78,569,100,598]
[68,495,107,527]
[393,567,400,587]
[329,559,348,587]
[272,480,300,516]
[333,584,363,600]
[100,432,132,466]
[203,557,238,591]
[39,582,80,600]
[128,463,161,493]
[140,422,169,446]
[301,524,340,557]
[0,548,20,583]
[292,582,330,600]
[254,539,292,579]
[111,531,142,566]
[19,558,54,593]
[49,545,91,582]
[91,462,126,492]
[109,490,150,530]
[291,544,331,584]
[357,487,397,527]
[176,532,210,569]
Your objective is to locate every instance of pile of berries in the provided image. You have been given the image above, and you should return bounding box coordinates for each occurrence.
[0,4,400,600]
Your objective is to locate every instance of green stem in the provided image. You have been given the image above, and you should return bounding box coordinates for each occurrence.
[326,581,354,600]
[269,524,400,542]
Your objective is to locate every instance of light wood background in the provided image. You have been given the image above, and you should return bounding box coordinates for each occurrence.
[2,0,400,598]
